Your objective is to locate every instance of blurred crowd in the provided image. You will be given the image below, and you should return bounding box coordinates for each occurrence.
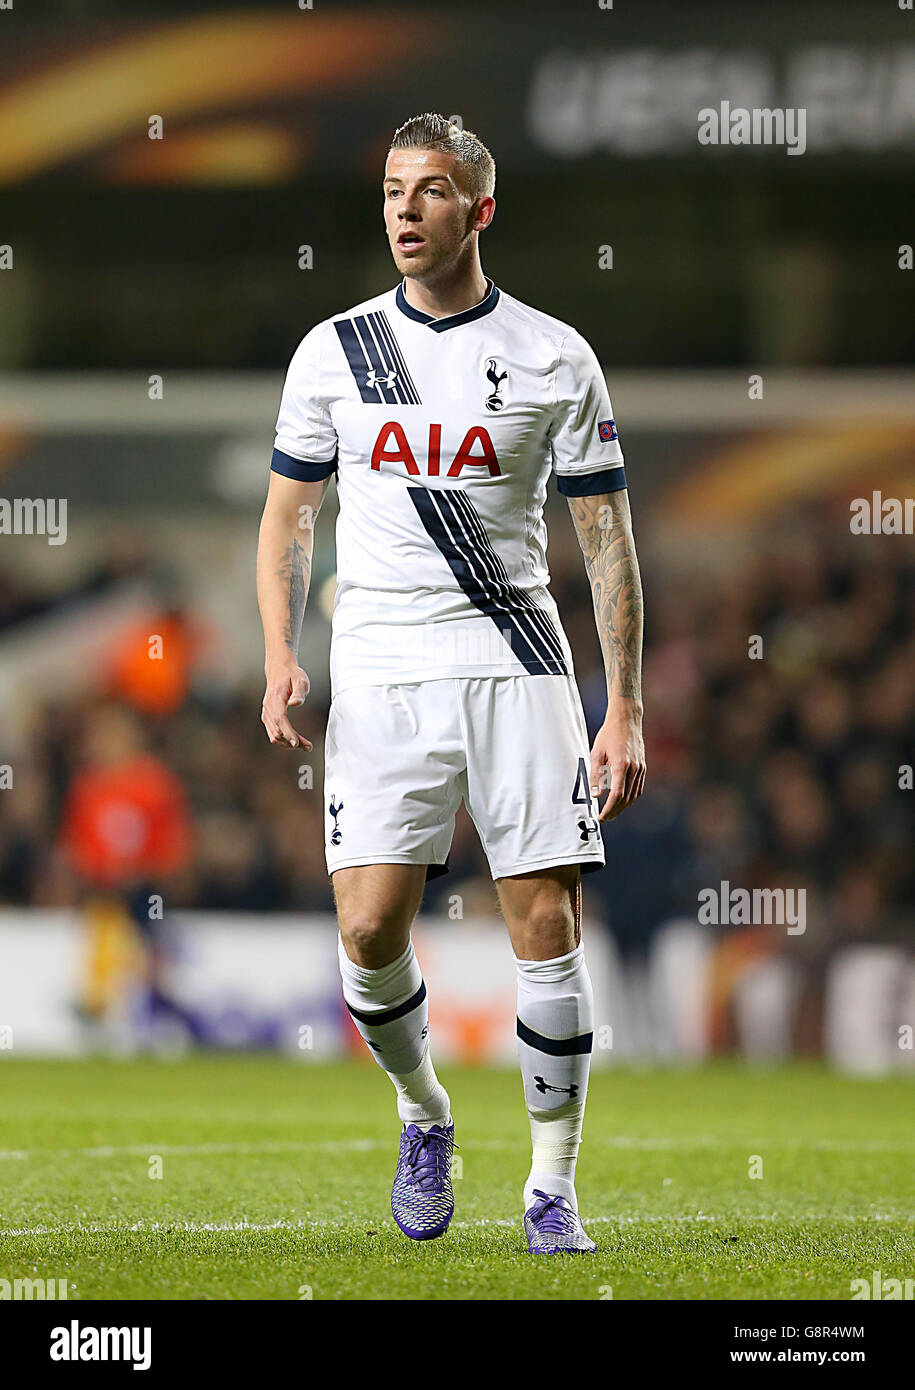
[578,510,914,955]
[0,509,912,1004]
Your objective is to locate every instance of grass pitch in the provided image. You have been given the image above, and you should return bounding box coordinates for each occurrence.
[1,1057,912,1300]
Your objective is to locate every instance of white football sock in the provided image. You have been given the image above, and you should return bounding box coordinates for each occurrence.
[338,935,450,1128]
[515,942,594,1213]
[389,1045,451,1130]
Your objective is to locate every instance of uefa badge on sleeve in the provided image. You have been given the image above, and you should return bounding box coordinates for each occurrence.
[598,419,618,443]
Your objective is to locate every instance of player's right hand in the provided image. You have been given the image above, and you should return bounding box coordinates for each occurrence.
[261,664,312,750]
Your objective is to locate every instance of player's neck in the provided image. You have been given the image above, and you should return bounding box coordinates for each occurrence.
[401,261,489,320]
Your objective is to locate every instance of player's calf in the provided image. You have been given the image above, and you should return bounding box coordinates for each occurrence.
[514,941,595,1237]
[337,931,455,1239]
[337,934,451,1123]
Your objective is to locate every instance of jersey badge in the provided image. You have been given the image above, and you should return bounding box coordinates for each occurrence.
[328,795,344,846]
[484,357,508,412]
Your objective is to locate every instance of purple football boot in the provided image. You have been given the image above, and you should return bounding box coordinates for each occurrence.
[390,1122,456,1240]
[524,1189,597,1255]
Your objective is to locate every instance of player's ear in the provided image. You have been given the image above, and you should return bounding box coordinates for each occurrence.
[473,196,496,233]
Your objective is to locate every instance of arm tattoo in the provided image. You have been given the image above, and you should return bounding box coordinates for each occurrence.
[567,489,644,705]
[278,536,310,655]
[275,477,328,656]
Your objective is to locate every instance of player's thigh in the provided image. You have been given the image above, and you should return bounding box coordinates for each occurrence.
[462,673,605,881]
[332,862,428,969]
[324,683,464,875]
[496,863,581,961]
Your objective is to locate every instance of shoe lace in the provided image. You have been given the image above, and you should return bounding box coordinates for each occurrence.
[403,1126,456,1191]
[530,1189,577,1234]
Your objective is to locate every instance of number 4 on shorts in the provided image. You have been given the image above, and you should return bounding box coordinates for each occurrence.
[572,756,596,817]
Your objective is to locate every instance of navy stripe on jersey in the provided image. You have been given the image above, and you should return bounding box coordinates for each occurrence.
[333,313,421,405]
[334,317,397,404]
[556,464,627,497]
[448,490,568,668]
[408,487,569,676]
[357,313,407,405]
[334,319,386,403]
[370,311,421,404]
[444,489,568,672]
[352,316,400,405]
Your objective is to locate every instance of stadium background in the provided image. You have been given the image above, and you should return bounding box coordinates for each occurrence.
[0,0,912,1079]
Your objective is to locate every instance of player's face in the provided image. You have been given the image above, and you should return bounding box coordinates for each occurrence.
[383,149,479,280]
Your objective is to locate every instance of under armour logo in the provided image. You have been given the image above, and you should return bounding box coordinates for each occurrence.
[534,1077,579,1099]
[577,818,600,843]
[484,357,508,412]
[365,367,397,390]
[329,795,344,846]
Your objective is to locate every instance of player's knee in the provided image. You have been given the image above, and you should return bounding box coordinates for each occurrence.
[514,898,577,958]
[339,913,409,967]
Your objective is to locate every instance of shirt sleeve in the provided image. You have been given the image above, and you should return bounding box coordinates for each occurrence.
[549,329,626,496]
[271,323,339,482]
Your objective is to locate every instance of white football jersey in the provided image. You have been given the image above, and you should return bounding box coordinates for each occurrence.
[272,278,626,697]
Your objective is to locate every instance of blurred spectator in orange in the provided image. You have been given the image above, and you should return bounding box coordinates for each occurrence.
[57,703,194,1031]
[103,607,209,717]
[59,703,192,889]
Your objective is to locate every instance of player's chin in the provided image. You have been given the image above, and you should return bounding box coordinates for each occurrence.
[392,245,433,273]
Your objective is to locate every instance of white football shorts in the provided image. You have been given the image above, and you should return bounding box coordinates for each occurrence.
[323,674,605,881]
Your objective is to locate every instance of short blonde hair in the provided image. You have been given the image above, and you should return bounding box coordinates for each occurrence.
[389,113,496,201]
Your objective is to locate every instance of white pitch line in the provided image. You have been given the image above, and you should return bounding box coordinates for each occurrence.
[0,1139,385,1162]
[1,1212,911,1238]
[1,1135,911,1163]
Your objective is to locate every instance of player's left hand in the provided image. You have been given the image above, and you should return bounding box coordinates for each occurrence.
[589,706,646,822]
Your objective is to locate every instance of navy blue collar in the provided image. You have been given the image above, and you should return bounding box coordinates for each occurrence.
[395,278,500,332]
